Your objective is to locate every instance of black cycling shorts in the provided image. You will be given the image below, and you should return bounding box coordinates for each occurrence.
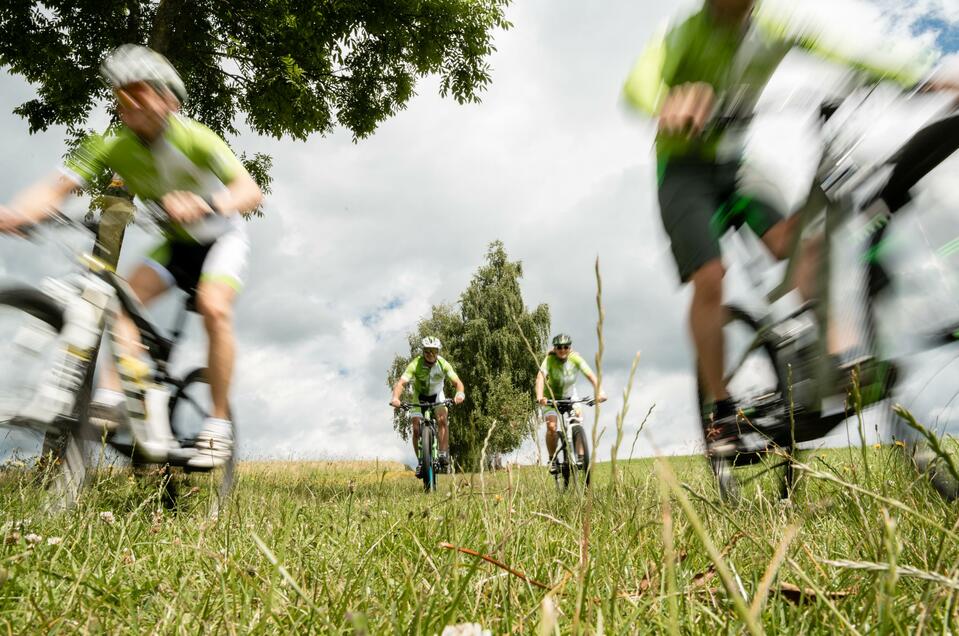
[658,158,784,282]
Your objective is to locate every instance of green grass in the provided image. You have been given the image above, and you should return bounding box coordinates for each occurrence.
[1,447,958,634]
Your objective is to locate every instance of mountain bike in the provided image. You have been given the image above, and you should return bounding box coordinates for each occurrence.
[399,399,453,492]
[0,212,235,515]
[544,397,594,490]
[699,94,959,502]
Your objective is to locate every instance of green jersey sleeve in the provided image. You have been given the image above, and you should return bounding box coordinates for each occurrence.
[400,359,419,383]
[754,5,932,88]
[175,118,246,184]
[622,17,700,115]
[570,352,594,377]
[61,133,112,187]
[539,356,551,374]
[438,356,460,383]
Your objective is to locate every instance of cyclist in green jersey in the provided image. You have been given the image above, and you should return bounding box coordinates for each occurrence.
[390,337,465,475]
[622,0,941,455]
[535,333,607,473]
[0,45,263,467]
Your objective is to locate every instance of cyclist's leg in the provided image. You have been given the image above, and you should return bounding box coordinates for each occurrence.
[195,281,237,421]
[659,158,728,402]
[193,228,249,420]
[435,405,449,454]
[758,211,823,300]
[544,412,559,458]
[410,415,422,454]
[98,261,171,394]
[91,259,170,433]
[690,260,729,401]
[571,406,586,456]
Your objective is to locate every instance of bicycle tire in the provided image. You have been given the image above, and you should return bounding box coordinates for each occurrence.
[420,423,435,493]
[555,426,572,491]
[865,211,959,501]
[697,305,785,503]
[0,286,91,511]
[572,424,591,488]
[169,367,236,517]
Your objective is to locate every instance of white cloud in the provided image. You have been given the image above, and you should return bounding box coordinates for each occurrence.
[1,0,958,467]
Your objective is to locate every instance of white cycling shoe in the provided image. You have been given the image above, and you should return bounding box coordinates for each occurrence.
[127,388,188,463]
[129,412,179,463]
[187,418,234,469]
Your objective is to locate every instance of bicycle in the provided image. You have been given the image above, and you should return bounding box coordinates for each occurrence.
[399,399,453,492]
[0,211,235,515]
[698,93,959,502]
[544,397,594,490]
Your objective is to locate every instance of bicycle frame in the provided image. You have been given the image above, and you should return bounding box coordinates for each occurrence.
[13,241,189,442]
[401,399,453,490]
[544,398,592,487]
[719,101,959,444]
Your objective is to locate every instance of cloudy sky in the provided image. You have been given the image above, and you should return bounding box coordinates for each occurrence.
[2,0,959,465]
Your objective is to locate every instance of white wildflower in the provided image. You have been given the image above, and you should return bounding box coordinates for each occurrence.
[47,537,62,546]
[99,511,116,525]
[441,623,491,636]
[23,533,42,545]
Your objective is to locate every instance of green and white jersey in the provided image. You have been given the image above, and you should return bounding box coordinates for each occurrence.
[401,355,460,398]
[61,114,247,243]
[539,351,593,400]
[623,3,932,163]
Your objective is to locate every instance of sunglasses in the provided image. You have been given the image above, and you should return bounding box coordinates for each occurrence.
[423,349,439,355]
[555,345,571,350]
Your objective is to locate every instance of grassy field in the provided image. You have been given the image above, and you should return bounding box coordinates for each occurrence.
[0,447,958,634]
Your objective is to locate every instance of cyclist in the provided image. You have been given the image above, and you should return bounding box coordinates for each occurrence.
[0,44,262,468]
[535,334,607,473]
[390,337,465,475]
[622,0,949,456]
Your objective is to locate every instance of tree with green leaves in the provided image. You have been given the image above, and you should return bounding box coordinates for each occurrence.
[388,241,550,470]
[0,1,512,142]
[1,0,511,257]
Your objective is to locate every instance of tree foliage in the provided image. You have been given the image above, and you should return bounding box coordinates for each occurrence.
[0,0,512,141]
[388,241,550,470]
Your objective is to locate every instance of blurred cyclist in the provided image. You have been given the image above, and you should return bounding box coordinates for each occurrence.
[535,333,606,473]
[0,44,262,467]
[623,0,955,455]
[390,337,465,475]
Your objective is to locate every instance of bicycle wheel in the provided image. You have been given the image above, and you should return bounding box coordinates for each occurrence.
[697,305,785,502]
[419,423,435,493]
[169,368,236,516]
[866,206,959,500]
[572,424,591,488]
[0,287,93,510]
[555,428,572,491]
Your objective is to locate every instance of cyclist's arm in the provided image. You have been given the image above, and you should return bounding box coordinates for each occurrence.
[535,369,548,404]
[187,121,262,215]
[392,359,418,405]
[573,353,607,402]
[390,377,409,406]
[623,19,714,135]
[623,26,672,116]
[439,358,465,402]
[0,173,78,230]
[756,8,932,89]
[583,369,608,402]
[213,170,262,217]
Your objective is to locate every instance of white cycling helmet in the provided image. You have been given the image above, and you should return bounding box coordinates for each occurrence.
[100,44,188,103]
[421,336,442,351]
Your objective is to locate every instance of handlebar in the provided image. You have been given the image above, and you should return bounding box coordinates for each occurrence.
[706,99,844,135]
[397,399,455,411]
[543,397,596,407]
